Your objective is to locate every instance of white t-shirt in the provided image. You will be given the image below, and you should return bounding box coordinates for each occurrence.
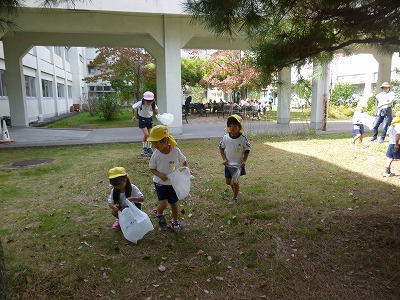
[132,101,158,118]
[376,91,395,109]
[107,183,143,209]
[149,146,187,185]
[387,125,400,145]
[219,133,251,166]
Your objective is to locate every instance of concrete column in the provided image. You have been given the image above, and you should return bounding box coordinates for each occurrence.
[2,36,31,127]
[277,67,291,124]
[372,52,392,93]
[157,16,183,134]
[310,63,330,130]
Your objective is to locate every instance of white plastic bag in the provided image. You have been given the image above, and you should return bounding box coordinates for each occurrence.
[228,165,242,183]
[167,167,191,200]
[118,201,154,244]
[156,113,174,125]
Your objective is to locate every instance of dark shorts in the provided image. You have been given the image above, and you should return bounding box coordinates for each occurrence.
[224,165,246,178]
[352,124,364,135]
[386,144,400,159]
[154,182,179,204]
[138,116,153,129]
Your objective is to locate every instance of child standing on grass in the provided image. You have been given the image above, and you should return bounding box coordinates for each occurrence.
[132,91,159,155]
[351,102,368,144]
[383,112,400,177]
[219,114,251,205]
[147,125,188,232]
[107,167,145,230]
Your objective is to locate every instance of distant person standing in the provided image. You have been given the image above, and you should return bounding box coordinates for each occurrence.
[351,102,368,144]
[268,94,274,110]
[382,112,400,177]
[370,82,396,143]
[184,95,192,115]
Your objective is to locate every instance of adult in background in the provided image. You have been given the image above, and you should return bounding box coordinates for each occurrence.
[184,95,192,115]
[370,82,396,143]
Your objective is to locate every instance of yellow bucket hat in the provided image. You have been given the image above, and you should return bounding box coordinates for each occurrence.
[391,111,400,126]
[148,125,177,146]
[108,167,127,179]
[226,114,244,133]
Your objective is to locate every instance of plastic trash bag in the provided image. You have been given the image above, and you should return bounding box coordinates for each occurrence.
[156,113,174,125]
[360,113,375,130]
[228,165,242,183]
[118,201,154,244]
[167,167,191,200]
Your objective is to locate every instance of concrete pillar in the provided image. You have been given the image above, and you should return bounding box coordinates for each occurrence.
[277,67,291,124]
[310,63,330,130]
[372,52,392,93]
[2,36,31,127]
[156,16,183,135]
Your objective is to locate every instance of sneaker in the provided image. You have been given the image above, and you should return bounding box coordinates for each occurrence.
[383,172,395,177]
[379,138,385,143]
[112,219,120,230]
[172,220,180,232]
[141,148,148,155]
[350,140,355,145]
[228,197,238,205]
[369,137,377,142]
[147,148,153,155]
[157,214,168,230]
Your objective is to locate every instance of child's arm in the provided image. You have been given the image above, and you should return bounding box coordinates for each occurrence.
[108,203,120,212]
[131,107,136,121]
[220,148,228,165]
[395,133,400,152]
[150,168,168,182]
[241,150,250,167]
[128,195,144,202]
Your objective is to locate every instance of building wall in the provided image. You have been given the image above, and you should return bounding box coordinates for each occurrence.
[0,43,86,122]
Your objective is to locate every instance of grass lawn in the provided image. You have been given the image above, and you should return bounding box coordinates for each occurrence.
[46,108,316,129]
[0,132,399,299]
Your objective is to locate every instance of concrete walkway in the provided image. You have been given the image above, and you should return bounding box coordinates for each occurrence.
[1,119,358,149]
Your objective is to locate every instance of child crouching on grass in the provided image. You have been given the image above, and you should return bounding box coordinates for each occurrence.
[107,167,144,230]
[147,125,188,232]
[219,114,251,205]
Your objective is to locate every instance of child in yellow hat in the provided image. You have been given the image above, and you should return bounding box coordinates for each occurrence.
[219,114,251,205]
[147,125,189,232]
[107,167,144,230]
[383,111,400,177]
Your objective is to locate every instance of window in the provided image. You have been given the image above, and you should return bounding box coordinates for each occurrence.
[54,46,63,57]
[65,47,70,62]
[25,75,36,97]
[89,86,95,92]
[57,83,65,97]
[88,65,96,74]
[0,70,7,97]
[42,79,53,97]
[67,85,72,98]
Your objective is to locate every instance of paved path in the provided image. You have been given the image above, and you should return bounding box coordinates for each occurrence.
[1,119,359,149]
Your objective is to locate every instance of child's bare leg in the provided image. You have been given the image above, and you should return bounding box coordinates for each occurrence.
[352,134,361,143]
[231,181,239,199]
[359,134,363,143]
[142,127,150,142]
[170,202,179,222]
[157,199,168,216]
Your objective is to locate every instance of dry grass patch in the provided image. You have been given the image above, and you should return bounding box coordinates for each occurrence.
[0,133,399,299]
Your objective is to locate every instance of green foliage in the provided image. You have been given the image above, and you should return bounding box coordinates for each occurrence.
[328,105,354,119]
[292,79,312,105]
[366,94,377,116]
[184,1,400,75]
[181,57,205,87]
[330,83,357,107]
[191,84,206,103]
[96,93,123,121]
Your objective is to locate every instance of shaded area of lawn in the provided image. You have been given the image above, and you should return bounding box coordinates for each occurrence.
[0,133,398,299]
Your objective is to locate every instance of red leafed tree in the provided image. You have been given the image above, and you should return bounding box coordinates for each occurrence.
[83,47,156,101]
[201,50,263,102]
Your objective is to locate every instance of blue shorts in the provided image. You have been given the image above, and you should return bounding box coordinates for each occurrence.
[138,116,153,129]
[224,165,246,178]
[386,144,400,159]
[352,124,364,135]
[154,182,179,204]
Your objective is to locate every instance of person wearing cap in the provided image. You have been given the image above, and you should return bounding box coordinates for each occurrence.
[219,114,251,205]
[132,91,159,155]
[107,167,144,230]
[148,125,188,232]
[382,111,400,177]
[350,101,368,144]
[370,82,396,143]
